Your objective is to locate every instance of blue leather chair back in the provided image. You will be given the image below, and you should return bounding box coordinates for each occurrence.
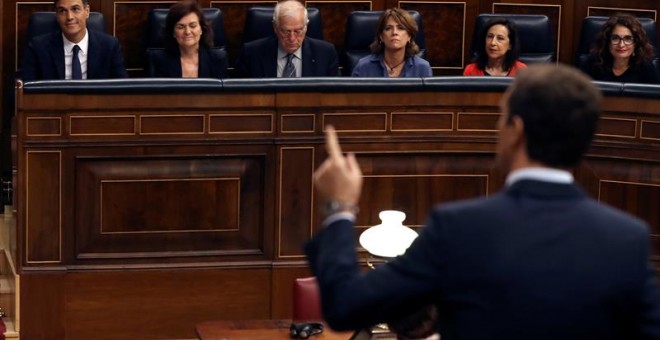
[27,11,106,39]
[147,8,227,48]
[576,16,658,73]
[470,14,554,64]
[242,6,323,44]
[341,10,426,76]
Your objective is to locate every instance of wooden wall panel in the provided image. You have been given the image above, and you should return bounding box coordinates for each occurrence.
[278,147,315,258]
[401,1,472,73]
[306,1,373,49]
[26,151,61,264]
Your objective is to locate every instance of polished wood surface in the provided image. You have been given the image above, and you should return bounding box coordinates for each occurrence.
[12,81,660,338]
[196,319,354,340]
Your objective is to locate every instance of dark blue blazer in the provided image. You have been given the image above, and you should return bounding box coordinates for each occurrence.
[150,46,227,78]
[21,29,128,81]
[305,180,660,339]
[235,36,339,78]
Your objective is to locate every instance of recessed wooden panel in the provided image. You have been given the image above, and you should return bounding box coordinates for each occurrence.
[114,2,176,71]
[596,117,637,138]
[209,114,273,134]
[457,112,499,131]
[401,1,466,69]
[26,151,61,263]
[281,114,315,133]
[15,3,54,70]
[323,113,387,132]
[75,155,266,261]
[598,180,660,255]
[641,120,660,141]
[356,152,493,228]
[391,112,453,131]
[279,147,314,258]
[70,115,136,136]
[140,115,205,134]
[306,1,373,49]
[587,6,657,19]
[493,3,561,63]
[64,269,271,339]
[100,178,240,233]
[26,117,62,136]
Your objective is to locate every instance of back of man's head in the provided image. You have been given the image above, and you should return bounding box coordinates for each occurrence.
[507,64,602,168]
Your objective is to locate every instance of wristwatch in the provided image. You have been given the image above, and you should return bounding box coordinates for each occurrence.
[322,200,359,216]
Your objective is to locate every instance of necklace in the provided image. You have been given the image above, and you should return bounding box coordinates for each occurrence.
[385,59,405,75]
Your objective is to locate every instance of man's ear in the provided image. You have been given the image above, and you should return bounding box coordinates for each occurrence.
[510,115,525,147]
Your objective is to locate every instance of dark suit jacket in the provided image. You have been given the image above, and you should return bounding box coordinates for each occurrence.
[235,36,339,77]
[150,46,227,78]
[21,29,128,81]
[305,179,660,339]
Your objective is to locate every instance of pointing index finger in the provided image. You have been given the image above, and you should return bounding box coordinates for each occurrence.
[325,125,343,160]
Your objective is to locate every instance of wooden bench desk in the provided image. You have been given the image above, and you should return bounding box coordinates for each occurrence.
[196,319,354,340]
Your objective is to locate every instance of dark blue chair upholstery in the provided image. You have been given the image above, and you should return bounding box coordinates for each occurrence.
[341,10,426,76]
[27,11,106,38]
[147,7,227,48]
[242,6,323,44]
[470,14,554,64]
[576,16,659,79]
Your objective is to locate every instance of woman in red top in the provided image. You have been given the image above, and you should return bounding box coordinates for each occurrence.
[464,17,526,76]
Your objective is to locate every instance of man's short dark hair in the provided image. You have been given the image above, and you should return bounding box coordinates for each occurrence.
[507,64,602,167]
[54,0,89,6]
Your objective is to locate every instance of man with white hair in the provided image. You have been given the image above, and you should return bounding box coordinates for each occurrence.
[235,0,339,77]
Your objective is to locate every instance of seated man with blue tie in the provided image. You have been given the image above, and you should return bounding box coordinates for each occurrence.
[235,0,339,78]
[21,0,128,81]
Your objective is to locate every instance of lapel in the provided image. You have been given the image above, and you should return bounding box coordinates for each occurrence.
[262,37,279,77]
[86,30,98,79]
[197,47,210,78]
[301,39,313,76]
[51,33,66,79]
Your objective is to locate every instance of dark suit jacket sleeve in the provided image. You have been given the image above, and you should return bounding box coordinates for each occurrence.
[21,39,41,82]
[305,214,445,331]
[108,35,128,78]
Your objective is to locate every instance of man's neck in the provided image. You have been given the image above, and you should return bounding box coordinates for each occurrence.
[64,28,87,44]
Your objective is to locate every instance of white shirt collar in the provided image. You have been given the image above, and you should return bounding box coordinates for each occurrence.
[62,29,89,54]
[505,167,574,186]
[277,46,302,60]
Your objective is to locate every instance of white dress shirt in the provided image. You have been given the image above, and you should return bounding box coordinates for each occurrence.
[63,29,89,79]
[277,47,302,78]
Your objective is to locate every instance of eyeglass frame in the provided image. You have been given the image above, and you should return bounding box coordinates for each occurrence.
[609,34,635,46]
[276,25,307,37]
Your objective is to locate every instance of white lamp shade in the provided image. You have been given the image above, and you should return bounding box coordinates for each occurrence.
[359,210,418,258]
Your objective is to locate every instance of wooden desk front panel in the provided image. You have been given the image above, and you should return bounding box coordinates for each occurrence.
[15,88,660,338]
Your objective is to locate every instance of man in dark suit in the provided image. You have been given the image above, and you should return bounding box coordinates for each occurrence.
[306,64,660,339]
[21,0,128,81]
[235,0,338,78]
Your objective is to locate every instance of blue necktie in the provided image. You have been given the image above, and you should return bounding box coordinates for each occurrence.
[283,53,296,78]
[71,45,82,79]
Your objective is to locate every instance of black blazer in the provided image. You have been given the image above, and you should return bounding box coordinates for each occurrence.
[235,35,339,78]
[305,180,660,339]
[149,46,227,78]
[21,29,128,81]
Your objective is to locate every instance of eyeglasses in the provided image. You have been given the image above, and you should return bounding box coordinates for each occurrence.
[277,26,306,37]
[610,35,634,45]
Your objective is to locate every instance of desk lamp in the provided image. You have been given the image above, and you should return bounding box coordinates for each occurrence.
[359,210,418,259]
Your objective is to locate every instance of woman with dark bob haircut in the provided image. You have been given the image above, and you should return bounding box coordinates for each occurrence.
[463,17,526,76]
[583,13,658,84]
[151,1,227,78]
[351,8,432,77]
